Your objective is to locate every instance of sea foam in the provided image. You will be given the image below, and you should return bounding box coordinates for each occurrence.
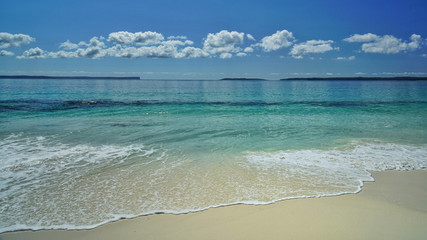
[0,135,426,233]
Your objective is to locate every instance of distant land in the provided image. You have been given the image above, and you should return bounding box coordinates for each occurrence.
[220,77,427,81]
[2,75,426,81]
[220,78,266,81]
[0,75,140,80]
[280,77,427,81]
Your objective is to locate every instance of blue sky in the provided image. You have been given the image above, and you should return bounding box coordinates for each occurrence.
[1,0,427,79]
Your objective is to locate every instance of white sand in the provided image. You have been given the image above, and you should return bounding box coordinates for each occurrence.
[1,170,426,240]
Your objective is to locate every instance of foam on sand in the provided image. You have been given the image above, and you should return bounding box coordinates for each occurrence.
[1,170,426,240]
[0,134,426,233]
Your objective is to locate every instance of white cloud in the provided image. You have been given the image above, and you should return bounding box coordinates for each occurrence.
[219,52,233,59]
[59,40,79,50]
[25,41,207,60]
[408,34,421,49]
[244,47,254,53]
[48,50,78,58]
[50,48,102,59]
[17,30,383,60]
[0,50,14,56]
[336,56,355,60]
[167,35,187,40]
[161,39,193,46]
[108,45,138,58]
[345,33,422,54]
[203,30,245,55]
[106,44,208,59]
[131,45,178,58]
[86,37,106,48]
[0,32,34,48]
[258,30,295,52]
[290,40,337,58]
[52,37,108,58]
[246,34,255,41]
[10,30,250,60]
[343,33,380,42]
[108,31,164,45]
[178,47,209,58]
[77,46,108,58]
[18,47,46,59]
[362,34,420,54]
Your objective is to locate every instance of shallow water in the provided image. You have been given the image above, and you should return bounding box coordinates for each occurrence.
[0,79,426,232]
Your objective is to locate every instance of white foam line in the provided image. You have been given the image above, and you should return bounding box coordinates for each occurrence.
[0,177,373,234]
[1,138,425,234]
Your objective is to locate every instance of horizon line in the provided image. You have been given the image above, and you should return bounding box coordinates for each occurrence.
[1,75,427,81]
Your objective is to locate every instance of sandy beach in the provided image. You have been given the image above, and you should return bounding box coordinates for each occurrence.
[1,170,426,240]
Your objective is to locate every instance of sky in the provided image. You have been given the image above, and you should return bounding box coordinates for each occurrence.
[1,0,427,79]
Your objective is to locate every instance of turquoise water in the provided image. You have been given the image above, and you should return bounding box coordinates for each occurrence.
[1,79,426,232]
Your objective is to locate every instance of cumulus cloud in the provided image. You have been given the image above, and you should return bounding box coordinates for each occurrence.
[167,35,187,40]
[138,45,175,58]
[244,47,254,53]
[13,29,427,61]
[0,50,14,56]
[290,40,337,58]
[219,52,233,59]
[161,39,194,46]
[177,47,209,58]
[106,45,135,58]
[48,50,78,58]
[258,30,295,52]
[22,31,207,59]
[343,33,380,42]
[107,45,168,58]
[16,30,233,59]
[344,33,422,54]
[59,40,79,50]
[17,47,46,59]
[362,34,421,54]
[79,47,108,58]
[0,32,35,48]
[98,42,208,59]
[52,37,108,58]
[83,36,106,48]
[21,40,208,60]
[108,31,164,45]
[246,34,255,41]
[203,30,245,54]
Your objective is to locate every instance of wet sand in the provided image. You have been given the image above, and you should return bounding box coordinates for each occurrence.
[1,170,426,240]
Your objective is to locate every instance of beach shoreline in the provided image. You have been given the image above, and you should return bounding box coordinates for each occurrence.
[1,170,426,240]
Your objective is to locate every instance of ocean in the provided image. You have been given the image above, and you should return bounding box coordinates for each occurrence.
[0,78,426,232]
